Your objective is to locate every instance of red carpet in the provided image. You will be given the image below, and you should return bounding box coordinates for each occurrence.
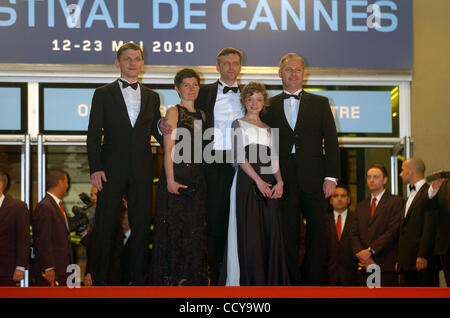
[0,286,449,298]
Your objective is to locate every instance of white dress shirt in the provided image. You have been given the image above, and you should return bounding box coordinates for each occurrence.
[405,179,426,217]
[213,80,244,150]
[119,78,141,127]
[333,209,348,235]
[371,189,386,208]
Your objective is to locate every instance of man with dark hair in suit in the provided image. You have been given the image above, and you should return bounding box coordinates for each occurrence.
[87,42,162,285]
[32,169,72,286]
[397,158,438,286]
[261,53,340,285]
[351,164,404,286]
[325,185,359,286]
[0,171,30,286]
[159,47,244,285]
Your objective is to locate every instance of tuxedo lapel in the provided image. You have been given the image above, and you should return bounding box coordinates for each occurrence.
[273,94,292,131]
[403,185,427,224]
[293,91,307,132]
[134,83,148,127]
[109,80,132,128]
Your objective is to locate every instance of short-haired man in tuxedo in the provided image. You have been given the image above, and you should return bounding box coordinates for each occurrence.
[87,42,162,285]
[351,164,404,286]
[397,158,438,286]
[159,47,244,285]
[0,171,30,286]
[32,169,72,286]
[261,53,340,285]
[326,185,359,286]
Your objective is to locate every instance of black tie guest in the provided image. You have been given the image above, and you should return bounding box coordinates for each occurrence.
[32,169,73,286]
[87,42,162,285]
[0,171,30,286]
[325,185,359,286]
[159,48,244,285]
[261,53,340,285]
[397,158,439,286]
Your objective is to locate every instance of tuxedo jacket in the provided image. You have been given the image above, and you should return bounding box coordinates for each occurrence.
[431,180,450,256]
[32,195,73,280]
[351,191,404,271]
[0,195,30,277]
[87,80,162,182]
[261,91,340,193]
[398,183,437,271]
[325,211,359,285]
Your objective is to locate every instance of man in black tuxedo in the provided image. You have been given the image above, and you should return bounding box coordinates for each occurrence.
[397,158,438,286]
[87,42,162,285]
[261,53,340,285]
[195,48,244,285]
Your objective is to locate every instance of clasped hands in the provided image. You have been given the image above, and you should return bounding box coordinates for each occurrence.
[356,249,375,267]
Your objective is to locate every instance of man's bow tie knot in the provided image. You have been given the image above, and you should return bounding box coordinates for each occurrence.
[282,92,301,100]
[409,184,416,192]
[120,79,138,90]
[223,86,239,94]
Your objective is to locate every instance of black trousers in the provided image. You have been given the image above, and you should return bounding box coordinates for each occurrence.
[280,155,327,285]
[92,177,152,285]
[204,154,235,285]
[399,269,439,287]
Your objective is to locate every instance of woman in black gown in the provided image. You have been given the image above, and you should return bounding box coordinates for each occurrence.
[151,69,207,285]
[221,82,290,286]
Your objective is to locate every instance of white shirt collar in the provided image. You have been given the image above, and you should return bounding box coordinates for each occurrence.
[411,179,426,192]
[334,209,348,219]
[47,192,62,206]
[283,88,303,95]
[371,189,386,205]
[218,80,238,88]
[0,194,5,208]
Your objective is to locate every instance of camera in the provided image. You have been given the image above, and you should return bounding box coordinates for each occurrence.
[68,192,96,237]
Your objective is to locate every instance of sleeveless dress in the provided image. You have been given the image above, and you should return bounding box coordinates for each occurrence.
[151,105,207,285]
[221,119,290,286]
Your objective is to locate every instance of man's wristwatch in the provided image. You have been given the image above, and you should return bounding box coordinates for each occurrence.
[368,247,375,255]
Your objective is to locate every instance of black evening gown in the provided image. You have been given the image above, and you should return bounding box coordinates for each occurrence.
[151,105,207,285]
[220,119,290,286]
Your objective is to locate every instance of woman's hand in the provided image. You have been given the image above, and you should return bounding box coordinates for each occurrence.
[271,181,284,199]
[167,179,187,195]
[256,179,274,199]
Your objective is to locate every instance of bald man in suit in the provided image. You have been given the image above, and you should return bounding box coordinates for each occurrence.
[397,158,438,286]
[0,171,30,286]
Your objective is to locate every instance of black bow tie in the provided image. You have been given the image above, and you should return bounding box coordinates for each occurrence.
[120,79,138,90]
[409,185,416,192]
[223,86,239,94]
[282,92,301,100]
